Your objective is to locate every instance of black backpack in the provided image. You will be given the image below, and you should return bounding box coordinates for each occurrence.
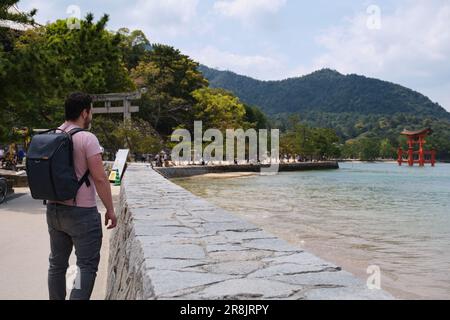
[26,128,91,202]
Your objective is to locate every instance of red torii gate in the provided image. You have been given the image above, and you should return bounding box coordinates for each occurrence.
[398,128,436,167]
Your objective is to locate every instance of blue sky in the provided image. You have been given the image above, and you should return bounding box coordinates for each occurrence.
[18,0,450,111]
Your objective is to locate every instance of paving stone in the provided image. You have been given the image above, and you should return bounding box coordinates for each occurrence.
[145,258,210,271]
[261,251,338,269]
[188,278,304,300]
[148,270,236,297]
[206,244,250,253]
[134,225,195,236]
[248,263,340,278]
[143,244,206,260]
[271,270,364,288]
[202,261,266,275]
[243,238,301,252]
[209,250,275,262]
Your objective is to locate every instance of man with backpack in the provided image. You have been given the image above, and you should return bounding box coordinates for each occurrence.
[27,92,117,300]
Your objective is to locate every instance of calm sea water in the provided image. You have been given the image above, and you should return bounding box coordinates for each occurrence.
[175,162,450,299]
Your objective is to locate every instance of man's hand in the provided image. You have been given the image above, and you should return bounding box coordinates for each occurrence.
[105,210,117,229]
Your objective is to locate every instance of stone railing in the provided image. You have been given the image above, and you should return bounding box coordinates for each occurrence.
[106,163,393,300]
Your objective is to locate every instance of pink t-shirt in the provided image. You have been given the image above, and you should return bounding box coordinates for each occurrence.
[54,122,102,208]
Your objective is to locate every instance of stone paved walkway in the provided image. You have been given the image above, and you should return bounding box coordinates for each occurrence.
[0,186,120,300]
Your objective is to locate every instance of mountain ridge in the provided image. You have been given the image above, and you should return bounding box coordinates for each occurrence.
[199,65,450,120]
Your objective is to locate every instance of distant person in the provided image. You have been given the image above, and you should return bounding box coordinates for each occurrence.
[154,153,161,167]
[162,153,168,167]
[17,148,25,164]
[46,92,117,300]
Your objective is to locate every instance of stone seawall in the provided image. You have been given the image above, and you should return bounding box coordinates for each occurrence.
[156,161,339,179]
[106,163,393,300]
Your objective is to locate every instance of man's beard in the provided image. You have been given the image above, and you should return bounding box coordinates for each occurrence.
[84,118,92,130]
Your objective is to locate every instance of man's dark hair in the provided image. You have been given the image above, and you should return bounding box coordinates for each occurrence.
[64,92,93,121]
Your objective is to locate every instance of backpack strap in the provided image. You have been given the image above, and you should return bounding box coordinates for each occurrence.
[78,170,91,188]
[67,127,91,188]
[72,170,90,206]
[38,128,59,135]
[68,127,86,136]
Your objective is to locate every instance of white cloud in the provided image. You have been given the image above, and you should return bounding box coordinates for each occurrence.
[213,0,286,23]
[310,0,450,109]
[18,0,203,39]
[187,46,286,80]
[125,0,200,38]
[18,0,61,24]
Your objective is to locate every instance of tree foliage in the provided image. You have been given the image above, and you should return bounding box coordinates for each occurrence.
[131,44,208,135]
[113,119,162,155]
[1,13,133,137]
[280,116,340,160]
[192,87,246,131]
[0,0,36,25]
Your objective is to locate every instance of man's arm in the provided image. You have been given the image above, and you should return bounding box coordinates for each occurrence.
[87,153,117,229]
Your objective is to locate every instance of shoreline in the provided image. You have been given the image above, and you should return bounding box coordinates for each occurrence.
[174,172,259,179]
[185,172,258,180]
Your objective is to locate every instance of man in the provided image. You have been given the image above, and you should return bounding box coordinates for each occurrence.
[47,92,117,300]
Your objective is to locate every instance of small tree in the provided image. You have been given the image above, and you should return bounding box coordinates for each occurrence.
[379,138,395,159]
[192,87,246,131]
[131,44,208,134]
[359,138,380,161]
[113,119,162,156]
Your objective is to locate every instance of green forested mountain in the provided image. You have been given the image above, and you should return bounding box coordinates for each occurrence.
[199,65,449,119]
[199,65,450,159]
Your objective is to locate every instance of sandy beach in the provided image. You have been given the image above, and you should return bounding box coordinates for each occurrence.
[188,172,259,179]
[0,186,120,300]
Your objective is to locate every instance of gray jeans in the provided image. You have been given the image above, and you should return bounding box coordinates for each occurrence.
[46,203,103,300]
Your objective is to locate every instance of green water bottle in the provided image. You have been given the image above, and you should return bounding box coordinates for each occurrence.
[114,169,121,186]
